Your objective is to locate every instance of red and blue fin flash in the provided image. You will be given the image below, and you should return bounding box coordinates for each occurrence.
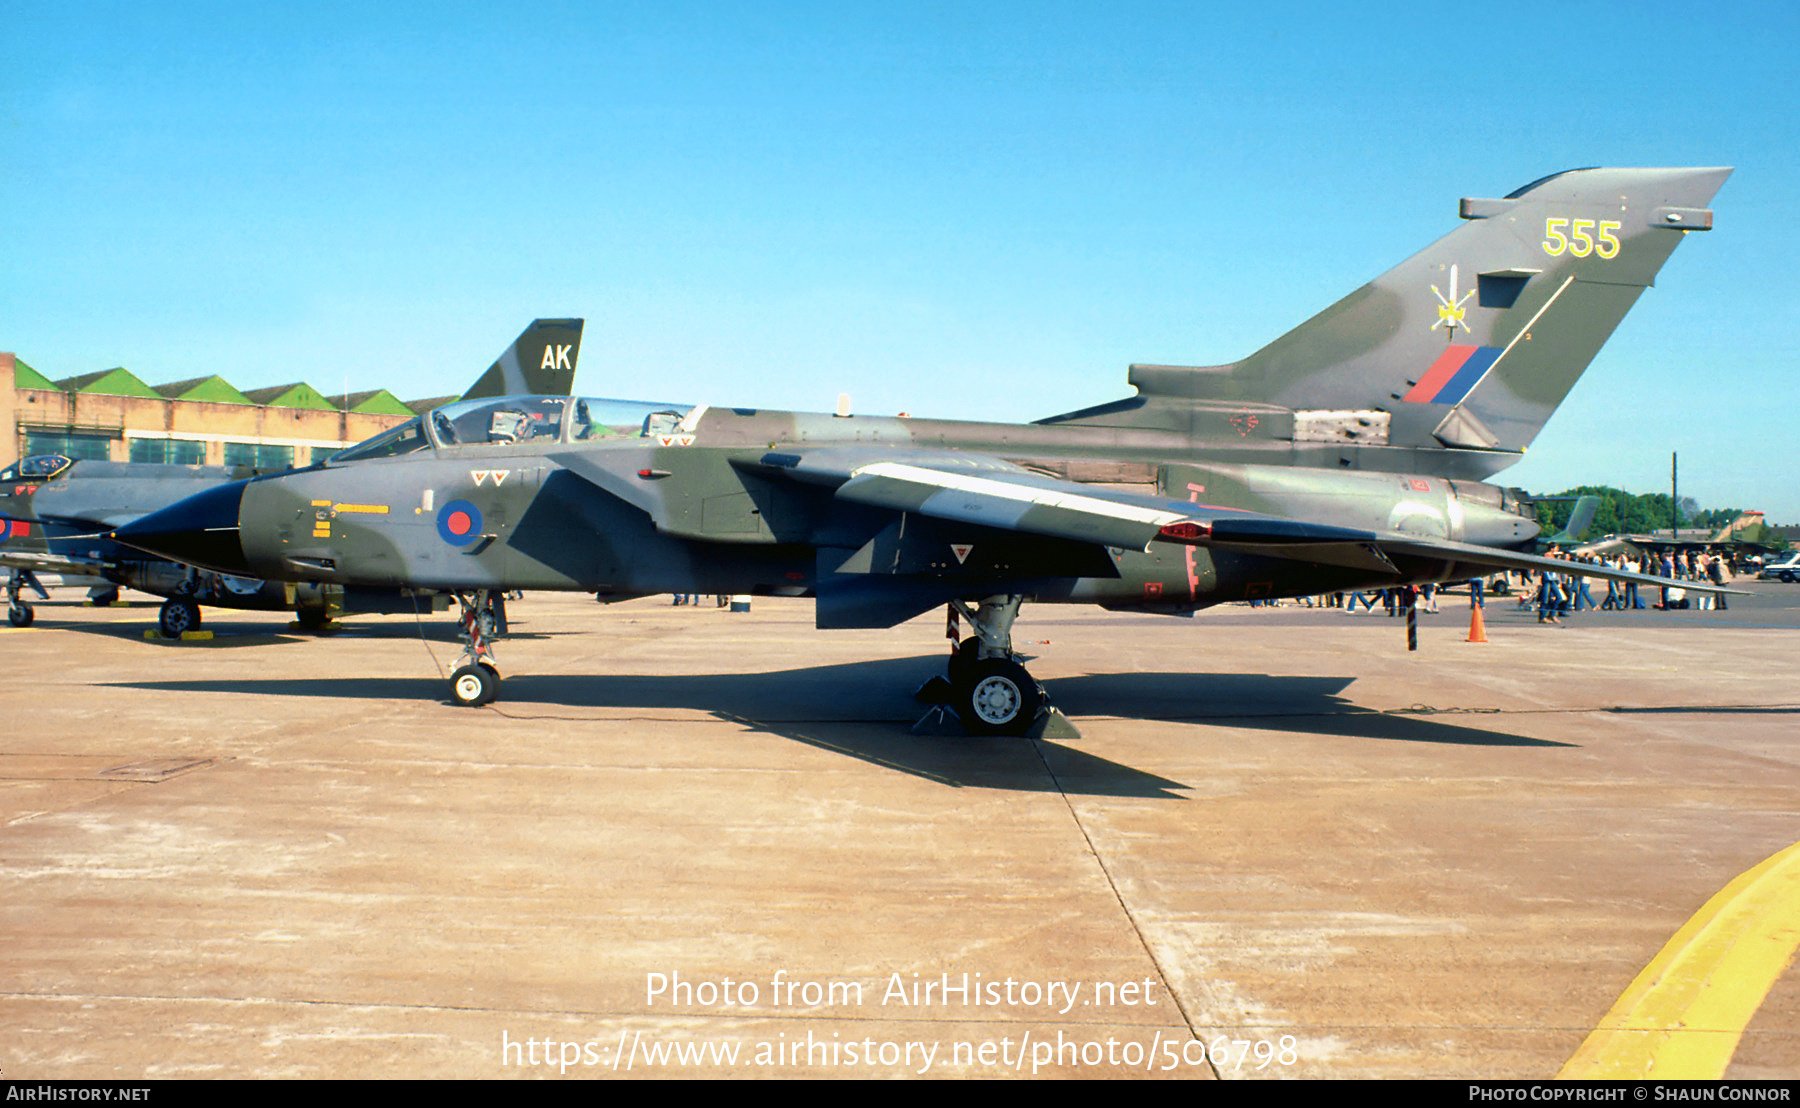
[1403,345,1503,405]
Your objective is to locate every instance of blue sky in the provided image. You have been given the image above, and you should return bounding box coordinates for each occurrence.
[5,1,1796,519]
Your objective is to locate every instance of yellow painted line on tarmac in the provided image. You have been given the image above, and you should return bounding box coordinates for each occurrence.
[1560,840,1800,1079]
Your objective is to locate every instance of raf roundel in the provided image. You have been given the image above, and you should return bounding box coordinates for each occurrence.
[436,499,484,546]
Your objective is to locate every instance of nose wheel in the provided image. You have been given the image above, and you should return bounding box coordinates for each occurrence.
[8,570,44,628]
[447,590,506,707]
[450,662,499,707]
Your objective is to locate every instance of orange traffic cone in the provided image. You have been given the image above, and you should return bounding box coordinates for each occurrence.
[1467,603,1488,643]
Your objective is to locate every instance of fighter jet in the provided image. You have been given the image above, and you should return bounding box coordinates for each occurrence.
[114,167,1732,733]
[2,319,583,634]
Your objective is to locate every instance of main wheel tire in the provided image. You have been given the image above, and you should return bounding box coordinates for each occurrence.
[295,607,331,631]
[91,589,119,607]
[955,658,1043,737]
[8,603,33,628]
[945,636,982,686]
[158,598,201,638]
[1782,571,1795,584]
[450,663,499,707]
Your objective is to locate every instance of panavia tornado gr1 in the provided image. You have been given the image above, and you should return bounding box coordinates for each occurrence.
[3,319,582,634]
[114,167,1732,733]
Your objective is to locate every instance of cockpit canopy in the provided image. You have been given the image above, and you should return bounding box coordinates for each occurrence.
[0,455,73,482]
[330,396,693,464]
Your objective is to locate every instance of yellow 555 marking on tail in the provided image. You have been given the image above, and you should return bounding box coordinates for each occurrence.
[1543,218,1621,258]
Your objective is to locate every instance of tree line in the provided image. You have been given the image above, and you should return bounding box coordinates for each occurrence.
[1529,485,1784,542]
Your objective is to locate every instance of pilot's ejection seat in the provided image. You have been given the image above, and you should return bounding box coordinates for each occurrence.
[488,409,529,443]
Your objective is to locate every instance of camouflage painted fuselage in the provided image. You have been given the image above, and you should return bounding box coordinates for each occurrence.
[215,404,1536,627]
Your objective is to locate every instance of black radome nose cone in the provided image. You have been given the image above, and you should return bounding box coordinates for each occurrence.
[112,480,251,574]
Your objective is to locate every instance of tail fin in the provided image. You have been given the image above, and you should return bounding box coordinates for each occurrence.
[459,318,585,400]
[1548,495,1601,544]
[1046,167,1729,461]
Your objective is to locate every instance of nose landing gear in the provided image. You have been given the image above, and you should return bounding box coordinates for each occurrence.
[7,570,46,628]
[448,590,506,707]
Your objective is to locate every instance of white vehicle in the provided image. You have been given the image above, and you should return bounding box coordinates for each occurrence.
[1759,551,1800,582]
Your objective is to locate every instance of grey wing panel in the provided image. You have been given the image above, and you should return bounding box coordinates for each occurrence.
[758,448,1384,553]
[832,461,1191,551]
[0,551,109,576]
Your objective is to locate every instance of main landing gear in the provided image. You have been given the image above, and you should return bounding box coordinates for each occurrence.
[158,597,203,638]
[448,590,507,707]
[918,595,1073,738]
[294,606,333,632]
[154,568,208,638]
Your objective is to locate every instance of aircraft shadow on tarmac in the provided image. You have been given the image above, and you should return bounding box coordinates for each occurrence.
[1043,671,1577,749]
[42,614,563,647]
[105,656,1572,798]
[24,614,313,648]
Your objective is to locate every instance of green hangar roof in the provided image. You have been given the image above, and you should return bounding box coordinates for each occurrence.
[241,382,340,411]
[55,367,160,398]
[153,376,254,404]
[341,389,415,416]
[13,359,57,390]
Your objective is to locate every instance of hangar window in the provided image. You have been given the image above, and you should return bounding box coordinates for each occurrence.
[224,443,295,470]
[24,432,111,461]
[129,438,206,465]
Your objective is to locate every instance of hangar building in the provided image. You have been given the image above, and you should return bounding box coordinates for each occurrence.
[2,352,421,469]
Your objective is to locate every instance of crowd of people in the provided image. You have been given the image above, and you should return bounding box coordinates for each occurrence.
[1512,547,1733,623]
[1274,585,1442,614]
[1250,547,1740,622]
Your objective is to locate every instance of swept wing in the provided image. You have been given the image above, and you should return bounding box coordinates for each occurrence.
[741,448,1734,595]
